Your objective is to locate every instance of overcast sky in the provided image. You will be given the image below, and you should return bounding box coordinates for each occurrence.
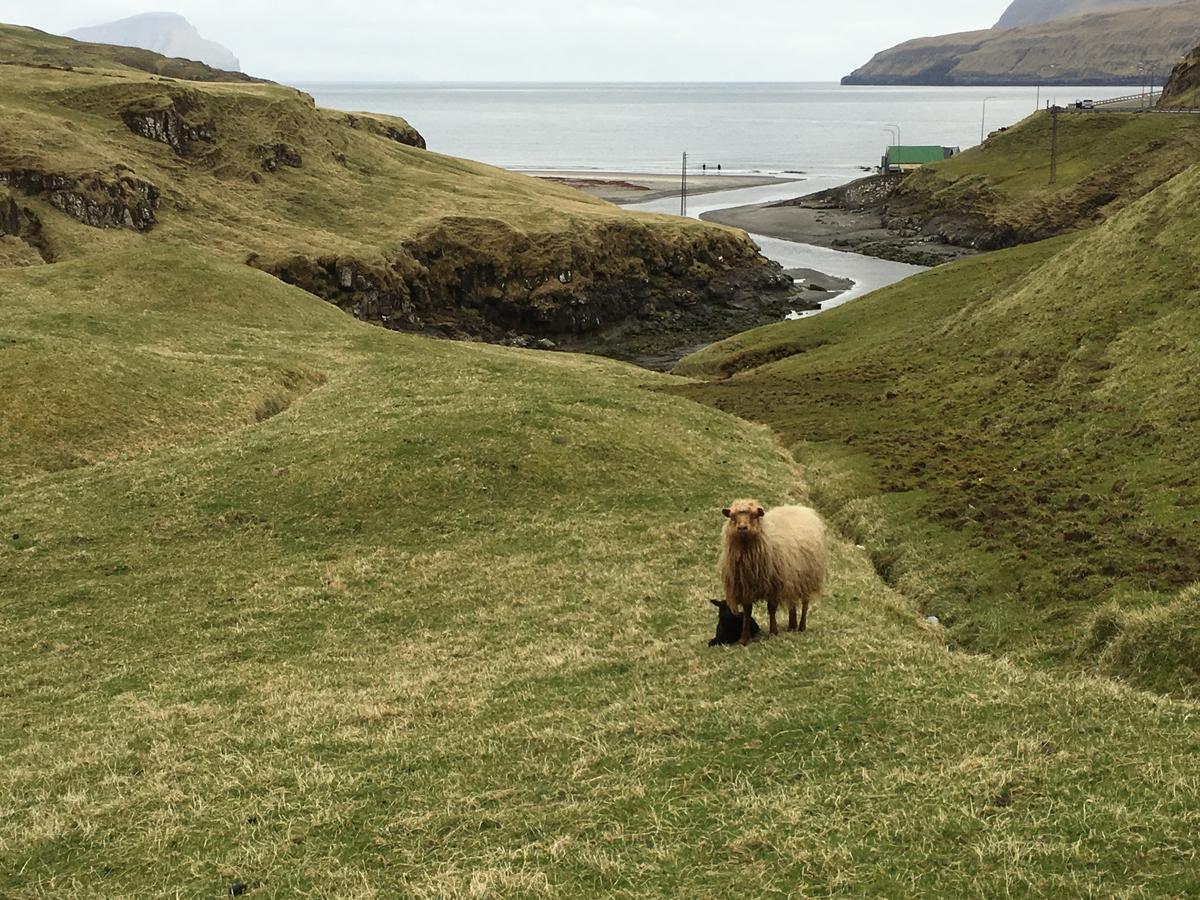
[1,1,1012,81]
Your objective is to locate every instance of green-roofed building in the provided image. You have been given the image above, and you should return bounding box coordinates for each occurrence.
[882,145,960,173]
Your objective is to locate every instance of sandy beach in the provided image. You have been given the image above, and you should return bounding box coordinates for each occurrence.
[528,170,803,204]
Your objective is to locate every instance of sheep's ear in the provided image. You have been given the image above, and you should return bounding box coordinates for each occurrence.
[710,598,722,608]
[722,508,732,518]
[756,507,765,518]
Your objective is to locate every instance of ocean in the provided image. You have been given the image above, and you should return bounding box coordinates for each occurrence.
[299,82,1135,177]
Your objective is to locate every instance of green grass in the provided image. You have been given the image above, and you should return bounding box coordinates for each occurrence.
[676,164,1200,691]
[6,20,1200,897]
[891,109,1200,243]
[4,243,1200,896]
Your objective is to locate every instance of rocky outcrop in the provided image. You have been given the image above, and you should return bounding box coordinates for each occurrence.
[258,144,303,172]
[1160,43,1200,106]
[0,170,159,230]
[121,92,215,156]
[0,193,51,261]
[843,0,1200,86]
[251,218,793,343]
[343,113,427,151]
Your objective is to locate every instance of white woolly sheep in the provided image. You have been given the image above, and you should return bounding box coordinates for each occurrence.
[718,499,828,645]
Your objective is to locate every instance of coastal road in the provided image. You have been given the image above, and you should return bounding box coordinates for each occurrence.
[625,176,926,312]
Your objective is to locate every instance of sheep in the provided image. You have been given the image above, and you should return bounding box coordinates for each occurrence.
[718,499,828,646]
[708,598,762,646]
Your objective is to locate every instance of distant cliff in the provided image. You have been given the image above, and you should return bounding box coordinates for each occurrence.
[843,0,1200,86]
[67,12,240,73]
[1160,42,1200,106]
[995,0,1180,28]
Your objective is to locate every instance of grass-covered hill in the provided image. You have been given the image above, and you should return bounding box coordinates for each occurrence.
[0,25,780,348]
[5,211,1200,900]
[842,0,1200,86]
[861,108,1200,250]
[5,20,1200,899]
[676,162,1200,696]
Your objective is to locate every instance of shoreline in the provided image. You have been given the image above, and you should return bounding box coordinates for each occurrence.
[701,191,977,268]
[525,169,804,205]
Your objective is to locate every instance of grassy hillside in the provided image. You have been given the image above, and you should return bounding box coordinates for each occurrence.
[4,242,1200,896]
[843,0,1200,86]
[879,108,1200,248]
[676,163,1200,694]
[0,25,776,348]
[6,18,1200,898]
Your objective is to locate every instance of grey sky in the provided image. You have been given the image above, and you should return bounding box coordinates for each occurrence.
[1,1,1012,81]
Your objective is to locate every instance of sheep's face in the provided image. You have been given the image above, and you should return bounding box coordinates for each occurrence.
[722,500,765,539]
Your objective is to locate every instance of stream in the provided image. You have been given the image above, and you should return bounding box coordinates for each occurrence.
[625,175,927,310]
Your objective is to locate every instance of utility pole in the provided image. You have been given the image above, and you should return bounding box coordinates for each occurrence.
[981,96,998,144]
[1036,64,1056,111]
[1049,105,1059,185]
[680,152,688,217]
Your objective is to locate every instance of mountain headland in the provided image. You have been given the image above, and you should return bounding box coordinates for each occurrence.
[844,0,1200,86]
[67,12,241,72]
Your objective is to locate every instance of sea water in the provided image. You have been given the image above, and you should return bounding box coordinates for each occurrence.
[299,81,1134,177]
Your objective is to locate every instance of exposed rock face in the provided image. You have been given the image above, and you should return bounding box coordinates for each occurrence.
[121,93,215,156]
[344,114,427,150]
[843,0,1200,86]
[66,13,241,72]
[251,219,793,342]
[0,194,50,261]
[0,170,159,231]
[1160,43,1200,106]
[258,144,303,172]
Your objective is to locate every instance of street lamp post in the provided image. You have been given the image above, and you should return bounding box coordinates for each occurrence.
[981,96,998,144]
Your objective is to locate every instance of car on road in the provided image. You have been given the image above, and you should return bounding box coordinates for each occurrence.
[1075,99,1095,110]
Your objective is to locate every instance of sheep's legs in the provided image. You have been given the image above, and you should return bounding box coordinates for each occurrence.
[788,605,798,632]
[799,597,809,632]
[740,601,754,646]
[768,601,779,636]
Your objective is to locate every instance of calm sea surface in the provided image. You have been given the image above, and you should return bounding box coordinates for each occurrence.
[299,82,1134,177]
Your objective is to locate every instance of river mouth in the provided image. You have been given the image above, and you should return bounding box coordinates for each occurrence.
[538,172,928,370]
[621,175,928,310]
[506,170,926,372]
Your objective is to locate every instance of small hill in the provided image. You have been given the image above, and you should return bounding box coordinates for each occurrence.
[818,109,1200,251]
[995,0,1179,28]
[0,24,783,357]
[843,0,1200,85]
[67,12,240,72]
